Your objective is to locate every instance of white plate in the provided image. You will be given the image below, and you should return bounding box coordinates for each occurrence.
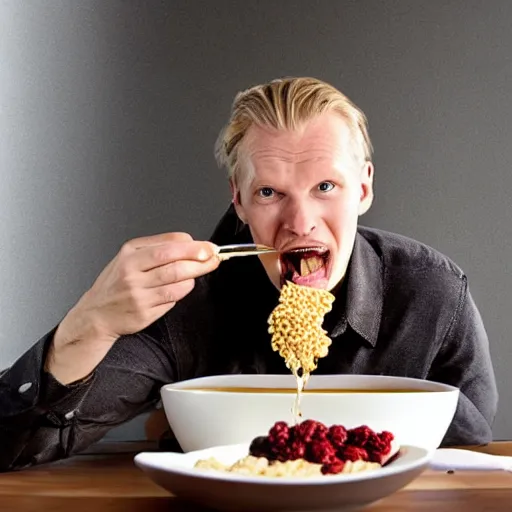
[134,443,432,511]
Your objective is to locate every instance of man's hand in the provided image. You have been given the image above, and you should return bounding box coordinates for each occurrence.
[46,232,220,384]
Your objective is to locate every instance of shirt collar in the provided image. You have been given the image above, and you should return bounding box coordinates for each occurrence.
[330,231,383,347]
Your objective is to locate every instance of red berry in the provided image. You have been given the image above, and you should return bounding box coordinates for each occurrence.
[268,422,290,454]
[328,425,348,448]
[366,449,384,463]
[379,430,394,443]
[364,430,395,462]
[347,425,374,447]
[307,440,338,465]
[378,431,394,454]
[268,421,290,444]
[337,445,369,462]
[289,440,307,460]
[322,458,345,475]
[271,444,292,462]
[295,419,328,443]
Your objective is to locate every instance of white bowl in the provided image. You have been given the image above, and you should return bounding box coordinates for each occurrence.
[135,442,433,512]
[160,374,459,453]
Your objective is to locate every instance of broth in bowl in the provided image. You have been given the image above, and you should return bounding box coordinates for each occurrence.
[181,387,434,394]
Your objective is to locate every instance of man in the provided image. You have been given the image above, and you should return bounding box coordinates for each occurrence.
[0,77,498,472]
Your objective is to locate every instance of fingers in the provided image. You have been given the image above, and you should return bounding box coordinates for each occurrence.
[126,232,194,250]
[144,254,221,288]
[126,240,219,272]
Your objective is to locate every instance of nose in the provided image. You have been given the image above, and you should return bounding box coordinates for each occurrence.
[282,199,316,237]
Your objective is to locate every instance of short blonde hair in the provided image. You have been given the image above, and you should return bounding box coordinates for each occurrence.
[214,76,373,184]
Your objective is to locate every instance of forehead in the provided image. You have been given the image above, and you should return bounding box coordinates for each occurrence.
[242,112,356,166]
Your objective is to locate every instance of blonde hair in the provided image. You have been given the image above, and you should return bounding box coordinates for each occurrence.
[214,76,373,185]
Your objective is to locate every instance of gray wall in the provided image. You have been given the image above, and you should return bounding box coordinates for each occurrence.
[1,1,511,441]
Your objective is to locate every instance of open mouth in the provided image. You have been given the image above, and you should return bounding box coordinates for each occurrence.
[279,246,330,286]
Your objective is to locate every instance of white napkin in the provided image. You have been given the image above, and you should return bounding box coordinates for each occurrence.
[430,448,512,471]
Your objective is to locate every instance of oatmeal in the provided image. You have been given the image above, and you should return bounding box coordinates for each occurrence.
[195,456,324,477]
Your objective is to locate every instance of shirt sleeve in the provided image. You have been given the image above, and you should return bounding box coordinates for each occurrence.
[0,319,176,472]
[427,277,499,446]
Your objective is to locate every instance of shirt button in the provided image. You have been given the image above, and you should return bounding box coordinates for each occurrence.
[18,382,32,393]
[64,410,75,420]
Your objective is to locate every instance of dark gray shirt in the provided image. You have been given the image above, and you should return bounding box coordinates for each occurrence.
[0,206,499,471]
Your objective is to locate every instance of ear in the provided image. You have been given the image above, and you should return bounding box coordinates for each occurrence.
[229,177,247,224]
[358,161,374,216]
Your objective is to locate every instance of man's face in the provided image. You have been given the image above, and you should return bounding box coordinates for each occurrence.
[232,112,374,291]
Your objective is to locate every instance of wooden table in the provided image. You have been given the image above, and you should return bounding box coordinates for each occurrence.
[1,442,511,512]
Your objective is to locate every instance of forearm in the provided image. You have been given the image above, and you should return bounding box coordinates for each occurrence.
[46,306,118,385]
[0,371,95,471]
[0,327,174,472]
[0,328,94,471]
[1,372,158,472]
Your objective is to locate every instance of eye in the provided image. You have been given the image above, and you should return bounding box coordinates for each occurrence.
[318,181,335,192]
[258,187,275,198]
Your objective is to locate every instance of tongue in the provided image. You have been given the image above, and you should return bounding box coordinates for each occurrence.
[299,255,324,276]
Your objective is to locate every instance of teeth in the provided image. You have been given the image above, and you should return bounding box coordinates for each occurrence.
[300,255,324,276]
[290,246,325,254]
[308,256,323,273]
